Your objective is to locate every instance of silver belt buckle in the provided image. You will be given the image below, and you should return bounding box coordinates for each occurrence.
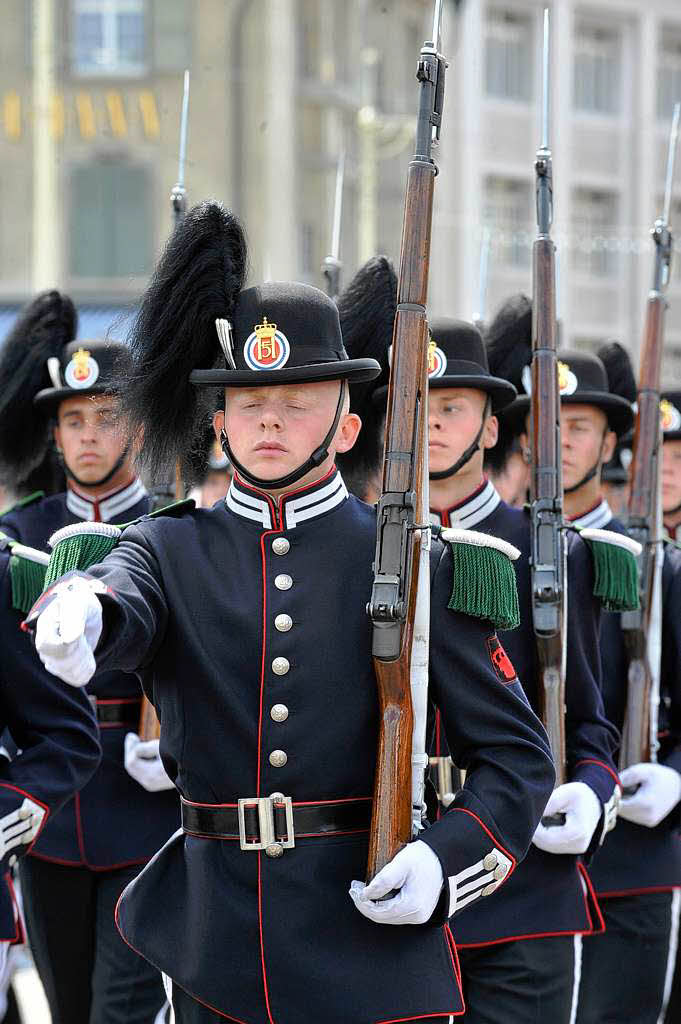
[237,793,295,851]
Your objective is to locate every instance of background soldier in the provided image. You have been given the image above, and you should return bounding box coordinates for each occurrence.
[661,390,681,540]
[28,201,555,1024]
[0,292,177,1024]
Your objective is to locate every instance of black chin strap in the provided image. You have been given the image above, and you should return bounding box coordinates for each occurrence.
[61,442,132,490]
[429,397,490,482]
[664,500,681,518]
[220,380,347,491]
[563,427,609,495]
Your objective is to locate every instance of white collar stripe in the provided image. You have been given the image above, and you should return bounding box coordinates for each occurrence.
[571,500,613,530]
[66,478,148,524]
[285,474,345,512]
[226,488,272,528]
[227,472,347,530]
[285,481,348,529]
[444,481,501,529]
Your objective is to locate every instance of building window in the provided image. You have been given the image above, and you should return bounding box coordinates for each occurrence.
[572,188,619,277]
[483,176,532,268]
[658,29,681,122]
[485,9,532,102]
[574,23,621,115]
[69,161,152,278]
[72,0,146,77]
[298,0,320,79]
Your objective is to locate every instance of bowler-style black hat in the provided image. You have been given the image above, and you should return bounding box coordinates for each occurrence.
[426,318,517,412]
[34,338,132,412]
[661,391,681,442]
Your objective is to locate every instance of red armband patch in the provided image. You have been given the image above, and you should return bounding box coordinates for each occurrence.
[486,635,517,684]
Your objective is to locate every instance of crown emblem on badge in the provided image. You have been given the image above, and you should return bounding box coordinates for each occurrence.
[243,317,291,371]
[661,398,681,433]
[427,338,447,378]
[557,361,578,396]
[64,347,100,390]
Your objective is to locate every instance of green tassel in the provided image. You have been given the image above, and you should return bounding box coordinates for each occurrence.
[444,531,520,631]
[10,554,47,614]
[579,529,640,613]
[44,523,122,588]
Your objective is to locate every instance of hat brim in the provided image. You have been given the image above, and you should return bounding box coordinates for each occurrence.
[190,358,381,388]
[663,431,681,442]
[34,384,114,413]
[373,374,517,413]
[509,391,634,438]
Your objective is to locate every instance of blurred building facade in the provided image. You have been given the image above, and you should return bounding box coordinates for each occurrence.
[1,0,681,381]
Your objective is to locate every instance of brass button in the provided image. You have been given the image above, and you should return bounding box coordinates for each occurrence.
[494,864,508,882]
[483,853,498,872]
[265,843,283,858]
[275,614,293,632]
[481,883,497,897]
[272,538,290,556]
[274,574,293,591]
[271,704,289,722]
[269,749,288,768]
[272,657,290,676]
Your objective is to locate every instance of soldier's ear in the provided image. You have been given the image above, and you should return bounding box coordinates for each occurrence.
[602,429,617,464]
[213,409,225,441]
[482,414,499,451]
[335,412,362,454]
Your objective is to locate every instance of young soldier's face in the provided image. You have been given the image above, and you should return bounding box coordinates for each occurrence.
[54,395,129,484]
[662,440,681,514]
[428,388,497,474]
[559,405,615,491]
[217,381,360,487]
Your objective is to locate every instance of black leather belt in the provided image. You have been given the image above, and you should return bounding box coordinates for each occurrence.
[93,698,141,727]
[181,795,372,852]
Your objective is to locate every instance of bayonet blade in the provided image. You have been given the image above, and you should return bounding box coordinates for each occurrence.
[541,8,550,151]
[171,69,191,226]
[432,0,444,53]
[662,101,681,228]
[331,150,345,261]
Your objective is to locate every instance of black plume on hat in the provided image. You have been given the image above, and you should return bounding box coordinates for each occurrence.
[0,290,76,487]
[336,256,396,489]
[122,201,248,482]
[485,294,532,395]
[597,341,636,403]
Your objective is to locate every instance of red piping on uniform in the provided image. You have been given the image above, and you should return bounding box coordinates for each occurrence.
[95,697,141,705]
[258,853,276,1024]
[113,895,251,1023]
[29,849,149,870]
[578,861,605,934]
[182,795,372,809]
[445,807,517,875]
[184,828,369,842]
[597,885,681,898]
[574,758,620,788]
[0,783,50,858]
[3,872,22,945]
[446,924,462,989]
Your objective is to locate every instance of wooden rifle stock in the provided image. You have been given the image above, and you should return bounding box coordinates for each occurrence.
[366,6,446,880]
[138,694,161,741]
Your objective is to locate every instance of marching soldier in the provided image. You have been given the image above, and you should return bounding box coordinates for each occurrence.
[340,268,621,1024]
[661,390,681,541]
[26,202,555,1024]
[0,292,178,1024]
[491,321,681,1024]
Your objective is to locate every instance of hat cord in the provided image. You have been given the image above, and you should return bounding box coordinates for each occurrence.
[429,397,490,482]
[219,380,347,492]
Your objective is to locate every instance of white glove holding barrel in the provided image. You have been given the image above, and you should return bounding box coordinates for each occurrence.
[35,577,103,687]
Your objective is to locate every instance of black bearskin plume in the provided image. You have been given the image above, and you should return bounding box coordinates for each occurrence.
[483,294,533,475]
[122,201,248,483]
[0,290,76,490]
[597,341,636,402]
[335,256,396,500]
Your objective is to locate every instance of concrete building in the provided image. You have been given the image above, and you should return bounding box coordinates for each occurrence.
[1,0,680,383]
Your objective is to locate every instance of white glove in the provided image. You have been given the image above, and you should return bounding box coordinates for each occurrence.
[532,781,602,855]
[618,763,681,828]
[35,578,103,687]
[349,840,444,925]
[0,798,46,859]
[124,733,174,793]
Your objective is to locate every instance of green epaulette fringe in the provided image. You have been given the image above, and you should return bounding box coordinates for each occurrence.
[0,531,50,614]
[441,527,521,631]
[0,490,45,517]
[578,527,641,613]
[44,498,196,587]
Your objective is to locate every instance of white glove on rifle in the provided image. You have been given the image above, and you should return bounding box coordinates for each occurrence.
[618,763,681,828]
[124,734,174,793]
[35,578,103,687]
[532,782,601,855]
[0,798,46,859]
[349,840,443,925]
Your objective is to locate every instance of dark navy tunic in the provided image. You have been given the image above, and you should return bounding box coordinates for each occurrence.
[1,480,179,869]
[0,551,100,937]
[572,499,681,896]
[431,480,619,946]
[49,468,555,1024]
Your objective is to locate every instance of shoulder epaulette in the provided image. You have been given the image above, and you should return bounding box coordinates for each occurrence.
[0,531,50,614]
[576,526,641,612]
[0,490,45,518]
[440,527,521,631]
[44,498,196,588]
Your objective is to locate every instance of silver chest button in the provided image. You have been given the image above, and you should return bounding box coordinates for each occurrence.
[483,853,498,872]
[272,537,290,555]
[274,574,293,591]
[275,614,292,632]
[269,749,288,768]
[272,657,290,676]
[271,704,289,722]
[265,843,283,858]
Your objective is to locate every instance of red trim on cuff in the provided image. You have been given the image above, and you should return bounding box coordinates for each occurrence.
[446,806,517,876]
[0,782,50,853]
[574,759,620,789]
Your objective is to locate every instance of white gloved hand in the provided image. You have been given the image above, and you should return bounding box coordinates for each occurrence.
[35,578,103,687]
[124,733,174,793]
[349,840,444,925]
[0,798,46,859]
[532,781,602,855]
[618,763,681,828]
